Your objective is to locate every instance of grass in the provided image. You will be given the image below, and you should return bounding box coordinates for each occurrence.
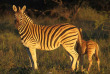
[0,5,110,74]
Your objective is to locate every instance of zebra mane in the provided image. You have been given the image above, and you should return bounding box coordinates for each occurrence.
[23,13,34,24]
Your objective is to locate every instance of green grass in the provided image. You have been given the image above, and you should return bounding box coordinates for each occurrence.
[0,6,110,74]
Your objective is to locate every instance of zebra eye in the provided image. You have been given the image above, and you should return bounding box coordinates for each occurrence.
[18,15,22,20]
[20,18,22,20]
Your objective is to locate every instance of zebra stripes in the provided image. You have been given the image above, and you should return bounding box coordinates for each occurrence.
[20,23,78,50]
[13,5,82,71]
[78,28,100,72]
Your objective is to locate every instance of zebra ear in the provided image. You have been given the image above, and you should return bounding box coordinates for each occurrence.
[13,5,17,12]
[21,5,26,13]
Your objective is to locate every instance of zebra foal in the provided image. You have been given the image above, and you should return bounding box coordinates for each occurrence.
[77,28,100,72]
[12,5,82,71]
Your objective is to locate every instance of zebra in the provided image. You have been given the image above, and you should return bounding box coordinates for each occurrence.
[12,5,82,71]
[77,28,100,72]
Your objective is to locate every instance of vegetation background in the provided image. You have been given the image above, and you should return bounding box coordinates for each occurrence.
[0,0,110,74]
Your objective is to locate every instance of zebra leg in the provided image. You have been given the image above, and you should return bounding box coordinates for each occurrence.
[76,57,79,71]
[87,55,93,72]
[96,58,100,72]
[88,59,92,71]
[29,57,32,67]
[26,48,32,67]
[70,50,79,71]
[70,56,73,62]
[80,54,84,72]
[77,54,84,72]
[64,47,78,71]
[28,48,38,70]
[69,54,79,71]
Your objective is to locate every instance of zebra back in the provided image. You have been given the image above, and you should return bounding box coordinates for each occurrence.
[13,5,81,51]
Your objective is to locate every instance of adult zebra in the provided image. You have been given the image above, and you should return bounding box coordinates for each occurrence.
[12,5,82,71]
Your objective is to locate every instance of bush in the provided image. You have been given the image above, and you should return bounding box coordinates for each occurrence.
[0,5,110,74]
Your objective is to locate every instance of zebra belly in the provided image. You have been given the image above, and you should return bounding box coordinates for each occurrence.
[40,43,61,51]
[21,40,60,50]
[21,40,41,49]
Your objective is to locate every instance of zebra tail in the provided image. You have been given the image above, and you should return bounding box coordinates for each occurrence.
[76,29,82,54]
[76,29,83,70]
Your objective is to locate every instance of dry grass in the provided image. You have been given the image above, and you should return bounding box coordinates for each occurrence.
[0,5,110,74]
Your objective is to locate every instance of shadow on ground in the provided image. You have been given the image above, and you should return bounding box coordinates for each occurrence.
[9,67,32,74]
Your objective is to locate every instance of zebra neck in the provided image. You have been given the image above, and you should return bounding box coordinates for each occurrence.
[24,13,33,24]
[17,13,40,43]
[18,23,39,43]
[18,13,34,32]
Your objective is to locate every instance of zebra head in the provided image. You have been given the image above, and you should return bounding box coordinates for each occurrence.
[12,5,26,28]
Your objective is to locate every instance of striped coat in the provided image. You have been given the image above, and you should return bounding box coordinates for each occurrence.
[13,5,82,71]
[78,28,100,72]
